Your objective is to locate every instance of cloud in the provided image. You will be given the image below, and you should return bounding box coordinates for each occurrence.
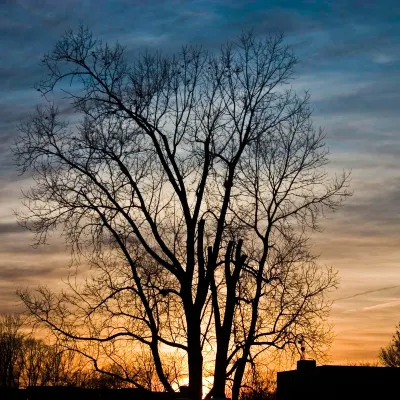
[363,300,400,311]
[335,285,400,302]
[315,77,400,118]
[0,222,25,235]
[0,265,55,282]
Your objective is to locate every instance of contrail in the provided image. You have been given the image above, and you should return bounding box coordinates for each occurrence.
[334,285,400,301]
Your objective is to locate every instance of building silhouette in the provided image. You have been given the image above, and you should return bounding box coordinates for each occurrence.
[277,359,400,400]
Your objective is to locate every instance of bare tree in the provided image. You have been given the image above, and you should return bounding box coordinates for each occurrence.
[15,26,350,400]
[0,314,24,388]
[20,338,50,387]
[19,338,82,387]
[379,324,400,367]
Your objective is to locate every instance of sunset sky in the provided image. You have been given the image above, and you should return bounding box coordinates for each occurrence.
[1,0,400,366]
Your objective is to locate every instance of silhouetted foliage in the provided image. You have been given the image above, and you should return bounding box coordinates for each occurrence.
[379,323,400,367]
[15,26,350,400]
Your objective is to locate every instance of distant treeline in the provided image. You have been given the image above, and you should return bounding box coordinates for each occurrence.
[0,315,142,389]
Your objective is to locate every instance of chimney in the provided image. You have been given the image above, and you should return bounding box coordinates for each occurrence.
[297,359,316,371]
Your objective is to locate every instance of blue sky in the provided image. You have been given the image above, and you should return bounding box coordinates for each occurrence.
[1,0,400,363]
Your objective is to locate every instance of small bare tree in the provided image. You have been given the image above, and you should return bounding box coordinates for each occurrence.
[379,324,400,367]
[15,26,349,400]
[20,338,50,387]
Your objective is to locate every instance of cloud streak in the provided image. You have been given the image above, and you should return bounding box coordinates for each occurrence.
[335,285,400,302]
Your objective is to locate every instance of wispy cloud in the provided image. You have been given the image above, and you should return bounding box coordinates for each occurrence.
[363,300,400,311]
[335,285,400,302]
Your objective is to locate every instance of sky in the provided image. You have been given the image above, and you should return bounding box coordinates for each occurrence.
[1,0,400,366]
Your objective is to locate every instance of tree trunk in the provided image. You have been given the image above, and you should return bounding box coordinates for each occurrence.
[213,241,244,400]
[212,335,229,399]
[231,355,246,400]
[187,316,203,400]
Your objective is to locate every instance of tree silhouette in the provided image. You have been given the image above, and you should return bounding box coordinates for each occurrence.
[0,314,23,388]
[379,324,400,367]
[15,26,350,400]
